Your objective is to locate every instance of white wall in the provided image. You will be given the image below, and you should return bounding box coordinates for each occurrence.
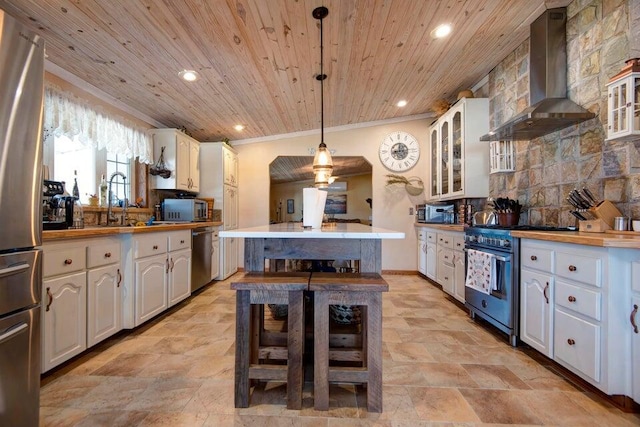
[233,117,431,271]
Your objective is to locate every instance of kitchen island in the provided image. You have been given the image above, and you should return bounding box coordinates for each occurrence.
[222,222,404,411]
[220,222,405,272]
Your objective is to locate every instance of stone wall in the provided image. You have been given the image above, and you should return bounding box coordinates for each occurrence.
[487,0,639,226]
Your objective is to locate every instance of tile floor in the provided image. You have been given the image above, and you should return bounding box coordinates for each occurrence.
[40,274,640,426]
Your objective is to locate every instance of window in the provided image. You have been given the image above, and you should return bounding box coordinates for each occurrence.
[50,134,132,205]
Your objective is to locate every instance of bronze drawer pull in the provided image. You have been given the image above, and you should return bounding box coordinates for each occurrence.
[104,252,111,258]
[117,269,122,287]
[567,338,576,345]
[543,282,549,304]
[46,287,53,312]
[531,255,537,261]
[64,259,72,265]
[568,265,577,272]
[568,295,576,302]
[631,304,638,334]
[153,245,158,250]
[180,239,185,244]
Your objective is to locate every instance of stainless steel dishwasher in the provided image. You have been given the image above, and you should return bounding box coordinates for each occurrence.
[191,226,217,292]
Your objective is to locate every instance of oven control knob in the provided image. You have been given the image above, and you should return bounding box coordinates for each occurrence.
[481,300,488,308]
[503,239,511,247]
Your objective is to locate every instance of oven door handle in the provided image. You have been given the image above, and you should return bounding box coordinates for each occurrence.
[463,248,510,263]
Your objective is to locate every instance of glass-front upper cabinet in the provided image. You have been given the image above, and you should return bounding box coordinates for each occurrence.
[426,97,490,201]
[606,58,640,141]
[430,128,439,198]
[440,121,449,197]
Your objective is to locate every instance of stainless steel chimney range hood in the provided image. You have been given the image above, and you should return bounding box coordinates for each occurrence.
[480,8,595,141]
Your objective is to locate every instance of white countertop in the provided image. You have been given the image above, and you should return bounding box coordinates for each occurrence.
[219,222,405,239]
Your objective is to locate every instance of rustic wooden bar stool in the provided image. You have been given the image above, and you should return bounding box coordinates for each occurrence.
[309,272,389,412]
[231,271,310,409]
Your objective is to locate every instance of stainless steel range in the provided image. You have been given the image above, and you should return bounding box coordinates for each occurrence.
[465,226,520,346]
[464,225,574,346]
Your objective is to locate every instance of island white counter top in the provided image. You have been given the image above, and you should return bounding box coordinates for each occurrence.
[220,222,405,239]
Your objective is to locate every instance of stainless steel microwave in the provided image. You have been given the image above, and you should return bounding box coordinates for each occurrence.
[163,199,208,221]
[416,203,455,224]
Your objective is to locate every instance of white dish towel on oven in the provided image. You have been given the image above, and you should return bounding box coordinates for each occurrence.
[465,248,496,295]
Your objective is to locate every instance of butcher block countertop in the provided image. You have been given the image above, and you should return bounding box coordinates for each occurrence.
[43,221,223,242]
[414,223,466,232]
[512,230,640,248]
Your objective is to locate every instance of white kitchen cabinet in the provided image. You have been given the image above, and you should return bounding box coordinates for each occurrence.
[605,59,640,141]
[42,271,86,373]
[199,142,239,279]
[168,248,191,306]
[427,98,489,201]
[133,230,191,325]
[86,238,122,347]
[520,240,554,358]
[211,236,220,281]
[150,128,200,192]
[417,229,427,276]
[452,235,466,303]
[135,253,168,324]
[426,231,437,280]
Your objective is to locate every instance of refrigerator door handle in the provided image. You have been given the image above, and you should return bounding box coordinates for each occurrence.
[0,322,28,345]
[0,262,30,279]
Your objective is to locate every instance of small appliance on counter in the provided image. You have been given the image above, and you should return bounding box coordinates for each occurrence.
[163,198,208,222]
[416,203,455,224]
[42,180,68,230]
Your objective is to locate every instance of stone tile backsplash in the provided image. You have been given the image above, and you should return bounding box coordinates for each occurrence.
[486,0,640,227]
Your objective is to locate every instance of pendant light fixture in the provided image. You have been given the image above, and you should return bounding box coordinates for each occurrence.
[312,6,333,188]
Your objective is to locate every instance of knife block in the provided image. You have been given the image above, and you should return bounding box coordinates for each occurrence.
[588,200,623,229]
[579,218,611,232]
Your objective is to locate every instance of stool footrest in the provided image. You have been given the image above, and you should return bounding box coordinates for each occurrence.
[249,364,288,381]
[231,272,311,290]
[309,272,388,292]
[258,346,288,360]
[328,367,369,383]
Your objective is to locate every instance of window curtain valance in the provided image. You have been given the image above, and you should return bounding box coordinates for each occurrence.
[44,84,153,164]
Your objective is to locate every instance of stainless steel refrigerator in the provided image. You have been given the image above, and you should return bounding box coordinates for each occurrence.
[0,8,45,427]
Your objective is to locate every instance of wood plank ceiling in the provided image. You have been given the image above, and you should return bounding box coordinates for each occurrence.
[0,0,570,144]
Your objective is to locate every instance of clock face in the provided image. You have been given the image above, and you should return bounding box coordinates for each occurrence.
[379,131,420,172]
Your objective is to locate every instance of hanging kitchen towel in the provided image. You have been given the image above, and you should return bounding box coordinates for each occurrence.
[465,248,495,295]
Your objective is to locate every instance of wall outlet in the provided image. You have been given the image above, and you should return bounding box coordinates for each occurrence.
[409,207,414,215]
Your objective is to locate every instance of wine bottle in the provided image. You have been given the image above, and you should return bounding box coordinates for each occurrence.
[72,170,80,199]
[99,174,108,207]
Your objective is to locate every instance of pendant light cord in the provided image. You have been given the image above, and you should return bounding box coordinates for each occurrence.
[320,13,324,145]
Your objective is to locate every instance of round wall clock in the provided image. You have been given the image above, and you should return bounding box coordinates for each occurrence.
[379,131,420,172]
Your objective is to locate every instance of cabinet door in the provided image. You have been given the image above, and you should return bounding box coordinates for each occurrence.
[223,147,238,186]
[42,272,87,372]
[169,248,191,307]
[223,237,238,279]
[176,134,191,191]
[453,250,466,303]
[440,120,450,197]
[520,268,553,357]
[223,184,239,229]
[87,264,122,347]
[189,140,200,192]
[135,254,168,325]
[451,109,463,194]
[429,127,439,199]
[418,242,427,275]
[632,294,640,404]
[211,238,220,281]
[554,309,601,383]
[438,248,454,295]
[426,242,437,280]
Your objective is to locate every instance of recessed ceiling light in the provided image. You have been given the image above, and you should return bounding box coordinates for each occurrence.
[431,24,452,39]
[234,124,245,131]
[179,69,199,82]
[397,100,408,107]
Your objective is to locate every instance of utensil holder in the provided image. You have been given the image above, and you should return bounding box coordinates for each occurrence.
[589,200,623,229]
[497,212,519,226]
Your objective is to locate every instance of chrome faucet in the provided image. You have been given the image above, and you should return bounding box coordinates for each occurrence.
[107,172,127,226]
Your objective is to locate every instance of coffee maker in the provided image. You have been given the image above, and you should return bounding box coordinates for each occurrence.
[42,180,71,230]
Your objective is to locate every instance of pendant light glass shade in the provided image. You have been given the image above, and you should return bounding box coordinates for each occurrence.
[313,6,332,188]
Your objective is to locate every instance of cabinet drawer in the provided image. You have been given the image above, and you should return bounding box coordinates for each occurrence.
[44,246,86,277]
[555,252,602,288]
[87,240,121,268]
[417,229,427,241]
[437,233,453,249]
[438,248,454,266]
[555,280,601,321]
[453,235,465,251]
[168,230,191,252]
[437,263,454,291]
[134,234,168,259]
[521,244,553,272]
[554,309,601,383]
[426,232,437,243]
